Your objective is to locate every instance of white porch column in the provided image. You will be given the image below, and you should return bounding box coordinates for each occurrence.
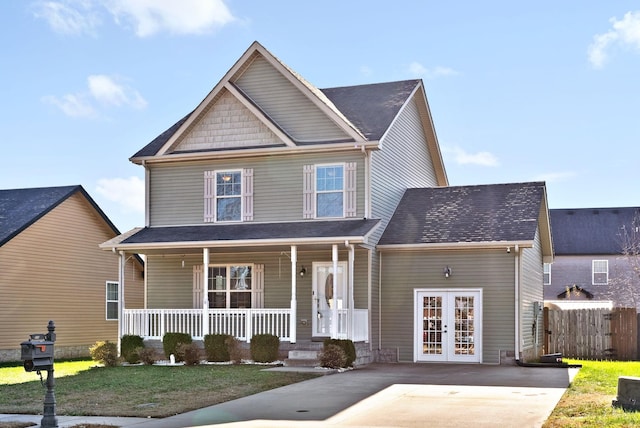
[118,251,126,354]
[290,245,297,343]
[348,243,355,340]
[332,244,339,339]
[202,248,210,336]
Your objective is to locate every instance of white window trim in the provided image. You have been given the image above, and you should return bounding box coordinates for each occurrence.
[106,281,119,321]
[592,260,608,285]
[207,264,255,309]
[214,169,243,223]
[543,263,551,285]
[315,163,346,219]
[204,169,253,223]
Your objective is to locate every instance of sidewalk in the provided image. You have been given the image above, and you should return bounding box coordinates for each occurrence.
[0,363,576,428]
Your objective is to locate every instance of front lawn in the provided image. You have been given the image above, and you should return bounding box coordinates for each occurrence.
[0,361,319,418]
[544,360,640,427]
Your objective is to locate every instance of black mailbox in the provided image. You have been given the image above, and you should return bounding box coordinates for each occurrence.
[21,335,54,372]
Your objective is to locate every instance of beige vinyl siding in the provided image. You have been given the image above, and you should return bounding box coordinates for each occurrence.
[234,55,349,142]
[148,152,365,226]
[0,193,144,358]
[519,229,545,360]
[380,250,515,364]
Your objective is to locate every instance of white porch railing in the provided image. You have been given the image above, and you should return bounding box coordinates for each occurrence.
[352,309,369,342]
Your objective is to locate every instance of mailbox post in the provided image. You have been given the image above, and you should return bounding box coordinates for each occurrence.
[20,321,58,428]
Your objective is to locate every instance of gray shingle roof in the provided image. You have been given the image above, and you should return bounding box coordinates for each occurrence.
[121,219,380,245]
[550,207,640,255]
[0,185,119,247]
[131,80,420,159]
[379,182,546,246]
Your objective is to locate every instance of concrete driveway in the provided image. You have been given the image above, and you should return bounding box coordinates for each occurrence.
[131,363,575,428]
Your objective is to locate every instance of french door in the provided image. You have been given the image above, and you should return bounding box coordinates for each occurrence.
[414,289,482,363]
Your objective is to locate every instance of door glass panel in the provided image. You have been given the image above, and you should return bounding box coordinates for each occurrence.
[454,296,475,355]
[422,296,443,355]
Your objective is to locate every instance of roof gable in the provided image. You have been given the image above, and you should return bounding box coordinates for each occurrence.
[550,207,640,255]
[379,182,550,250]
[0,185,120,247]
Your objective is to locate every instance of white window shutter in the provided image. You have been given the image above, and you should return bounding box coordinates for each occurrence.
[345,162,357,217]
[204,171,215,222]
[243,168,254,221]
[303,165,315,219]
[252,264,264,308]
[193,265,204,309]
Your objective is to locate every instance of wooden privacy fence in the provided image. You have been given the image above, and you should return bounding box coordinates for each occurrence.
[544,307,638,360]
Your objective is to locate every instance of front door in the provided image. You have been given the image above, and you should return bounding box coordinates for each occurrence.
[414,289,482,363]
[312,262,347,338]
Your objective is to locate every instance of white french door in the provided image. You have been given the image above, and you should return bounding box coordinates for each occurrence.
[414,289,482,363]
[312,262,347,338]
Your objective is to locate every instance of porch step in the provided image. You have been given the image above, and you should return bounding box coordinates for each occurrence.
[284,349,320,367]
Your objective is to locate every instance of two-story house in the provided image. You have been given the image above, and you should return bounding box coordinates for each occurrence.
[101,41,552,364]
[545,207,640,309]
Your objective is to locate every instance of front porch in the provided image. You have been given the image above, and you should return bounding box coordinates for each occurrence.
[122,307,369,343]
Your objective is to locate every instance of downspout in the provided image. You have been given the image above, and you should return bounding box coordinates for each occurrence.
[364,147,371,218]
[290,245,297,344]
[514,244,521,362]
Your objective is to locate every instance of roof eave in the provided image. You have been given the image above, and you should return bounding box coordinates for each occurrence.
[377,240,534,252]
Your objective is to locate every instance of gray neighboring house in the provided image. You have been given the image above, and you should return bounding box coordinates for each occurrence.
[378,182,553,363]
[544,207,640,309]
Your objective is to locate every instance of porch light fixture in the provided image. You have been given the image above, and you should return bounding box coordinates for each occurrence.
[444,266,452,278]
[299,266,307,277]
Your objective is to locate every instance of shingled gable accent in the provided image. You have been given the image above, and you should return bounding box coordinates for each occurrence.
[378,182,552,259]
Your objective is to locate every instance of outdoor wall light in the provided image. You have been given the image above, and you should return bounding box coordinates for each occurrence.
[444,266,452,278]
[299,266,307,277]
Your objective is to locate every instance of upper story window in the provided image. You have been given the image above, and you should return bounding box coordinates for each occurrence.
[204,169,253,223]
[543,263,551,285]
[106,281,119,321]
[592,260,608,285]
[303,162,356,219]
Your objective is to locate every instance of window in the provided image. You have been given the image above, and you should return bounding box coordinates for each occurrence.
[208,265,253,308]
[106,281,119,320]
[303,163,356,219]
[204,169,253,222]
[543,263,551,285]
[592,260,608,285]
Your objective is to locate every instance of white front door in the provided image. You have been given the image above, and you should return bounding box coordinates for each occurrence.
[414,289,482,363]
[312,262,347,338]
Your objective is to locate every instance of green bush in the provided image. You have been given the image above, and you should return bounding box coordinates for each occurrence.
[89,341,119,367]
[320,344,347,369]
[204,334,233,362]
[121,335,144,364]
[138,347,157,365]
[177,343,201,365]
[323,339,356,367]
[250,334,280,363]
[162,332,192,361]
[227,337,244,364]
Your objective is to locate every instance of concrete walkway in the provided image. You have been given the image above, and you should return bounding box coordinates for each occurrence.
[0,363,577,428]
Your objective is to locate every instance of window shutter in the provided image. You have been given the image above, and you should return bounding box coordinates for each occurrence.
[345,162,357,217]
[204,171,215,222]
[303,165,315,219]
[193,265,204,309]
[252,264,264,308]
[243,168,254,221]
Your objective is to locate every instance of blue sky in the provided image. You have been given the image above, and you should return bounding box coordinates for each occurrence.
[2,1,640,232]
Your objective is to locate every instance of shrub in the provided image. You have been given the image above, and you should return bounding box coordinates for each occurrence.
[227,336,244,364]
[138,347,157,365]
[250,334,280,363]
[177,343,201,365]
[320,344,347,369]
[121,335,144,364]
[162,332,192,361]
[323,339,356,367]
[89,341,119,367]
[204,334,232,362]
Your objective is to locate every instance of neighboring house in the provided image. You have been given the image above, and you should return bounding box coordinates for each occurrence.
[100,41,552,364]
[0,185,144,362]
[545,207,640,309]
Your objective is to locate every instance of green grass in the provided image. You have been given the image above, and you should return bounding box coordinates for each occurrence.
[544,360,640,427]
[0,360,319,418]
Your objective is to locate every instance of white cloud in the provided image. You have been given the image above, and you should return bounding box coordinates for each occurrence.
[588,11,640,68]
[443,146,499,167]
[531,171,577,183]
[43,74,146,118]
[96,176,145,213]
[103,0,236,37]
[32,0,101,35]
[409,62,460,79]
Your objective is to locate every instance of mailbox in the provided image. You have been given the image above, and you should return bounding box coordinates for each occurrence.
[21,336,54,372]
